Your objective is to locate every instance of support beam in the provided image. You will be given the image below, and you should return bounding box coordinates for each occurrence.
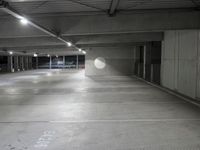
[0,32,163,48]
[0,42,145,51]
[108,0,120,16]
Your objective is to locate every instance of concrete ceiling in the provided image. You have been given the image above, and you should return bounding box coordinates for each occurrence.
[0,0,199,56]
[2,0,198,15]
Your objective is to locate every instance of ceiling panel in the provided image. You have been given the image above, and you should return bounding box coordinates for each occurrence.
[0,0,196,15]
[8,0,110,14]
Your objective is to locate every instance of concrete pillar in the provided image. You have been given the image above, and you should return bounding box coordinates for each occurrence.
[63,56,65,69]
[14,56,19,72]
[134,46,140,76]
[49,56,52,69]
[21,56,25,71]
[76,55,79,69]
[28,56,32,70]
[143,46,146,79]
[19,56,23,71]
[23,56,26,70]
[27,57,30,70]
[7,56,14,72]
[36,57,38,69]
[24,56,29,70]
[144,42,152,81]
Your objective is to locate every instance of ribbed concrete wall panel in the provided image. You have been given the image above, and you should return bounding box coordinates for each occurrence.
[161,59,175,90]
[177,30,198,98]
[161,31,176,90]
[197,32,200,99]
[162,30,199,99]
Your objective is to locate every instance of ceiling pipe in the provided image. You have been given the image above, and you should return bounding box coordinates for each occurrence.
[0,0,82,52]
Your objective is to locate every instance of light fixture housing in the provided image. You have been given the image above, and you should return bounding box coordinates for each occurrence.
[67,42,72,47]
[9,51,13,55]
[82,50,86,54]
[33,53,38,57]
[20,17,29,25]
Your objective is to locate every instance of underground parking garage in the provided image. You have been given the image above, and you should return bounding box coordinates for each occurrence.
[1,0,200,149]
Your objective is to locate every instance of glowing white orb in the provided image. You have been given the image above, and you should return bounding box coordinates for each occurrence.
[94,57,106,69]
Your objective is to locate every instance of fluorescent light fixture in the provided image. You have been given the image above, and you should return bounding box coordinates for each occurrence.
[9,51,13,55]
[82,50,86,54]
[78,48,82,52]
[20,17,29,25]
[33,53,38,57]
[67,42,72,47]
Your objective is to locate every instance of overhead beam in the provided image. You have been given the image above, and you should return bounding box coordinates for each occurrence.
[77,42,144,48]
[0,42,145,52]
[75,32,163,44]
[0,9,199,38]
[108,0,120,16]
[0,32,163,48]
[2,45,75,51]
[0,49,82,56]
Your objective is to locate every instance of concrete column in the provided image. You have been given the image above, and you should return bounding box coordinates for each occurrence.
[27,57,30,70]
[21,56,24,71]
[19,56,23,71]
[29,56,33,70]
[23,56,26,70]
[134,46,140,76]
[76,55,79,69]
[14,56,19,71]
[143,46,146,79]
[63,56,65,69]
[49,56,52,69]
[136,46,140,75]
[24,56,29,70]
[36,57,38,69]
[144,42,152,81]
[7,56,14,72]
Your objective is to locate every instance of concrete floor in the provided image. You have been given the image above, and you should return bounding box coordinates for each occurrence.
[0,70,200,150]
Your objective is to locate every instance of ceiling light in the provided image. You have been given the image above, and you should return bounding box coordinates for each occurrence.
[56,55,58,58]
[82,50,86,54]
[67,42,72,47]
[47,54,50,57]
[33,53,38,57]
[78,48,82,52]
[20,18,29,25]
[9,51,13,55]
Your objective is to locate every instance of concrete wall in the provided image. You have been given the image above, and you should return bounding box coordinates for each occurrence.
[161,30,199,99]
[85,47,134,76]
